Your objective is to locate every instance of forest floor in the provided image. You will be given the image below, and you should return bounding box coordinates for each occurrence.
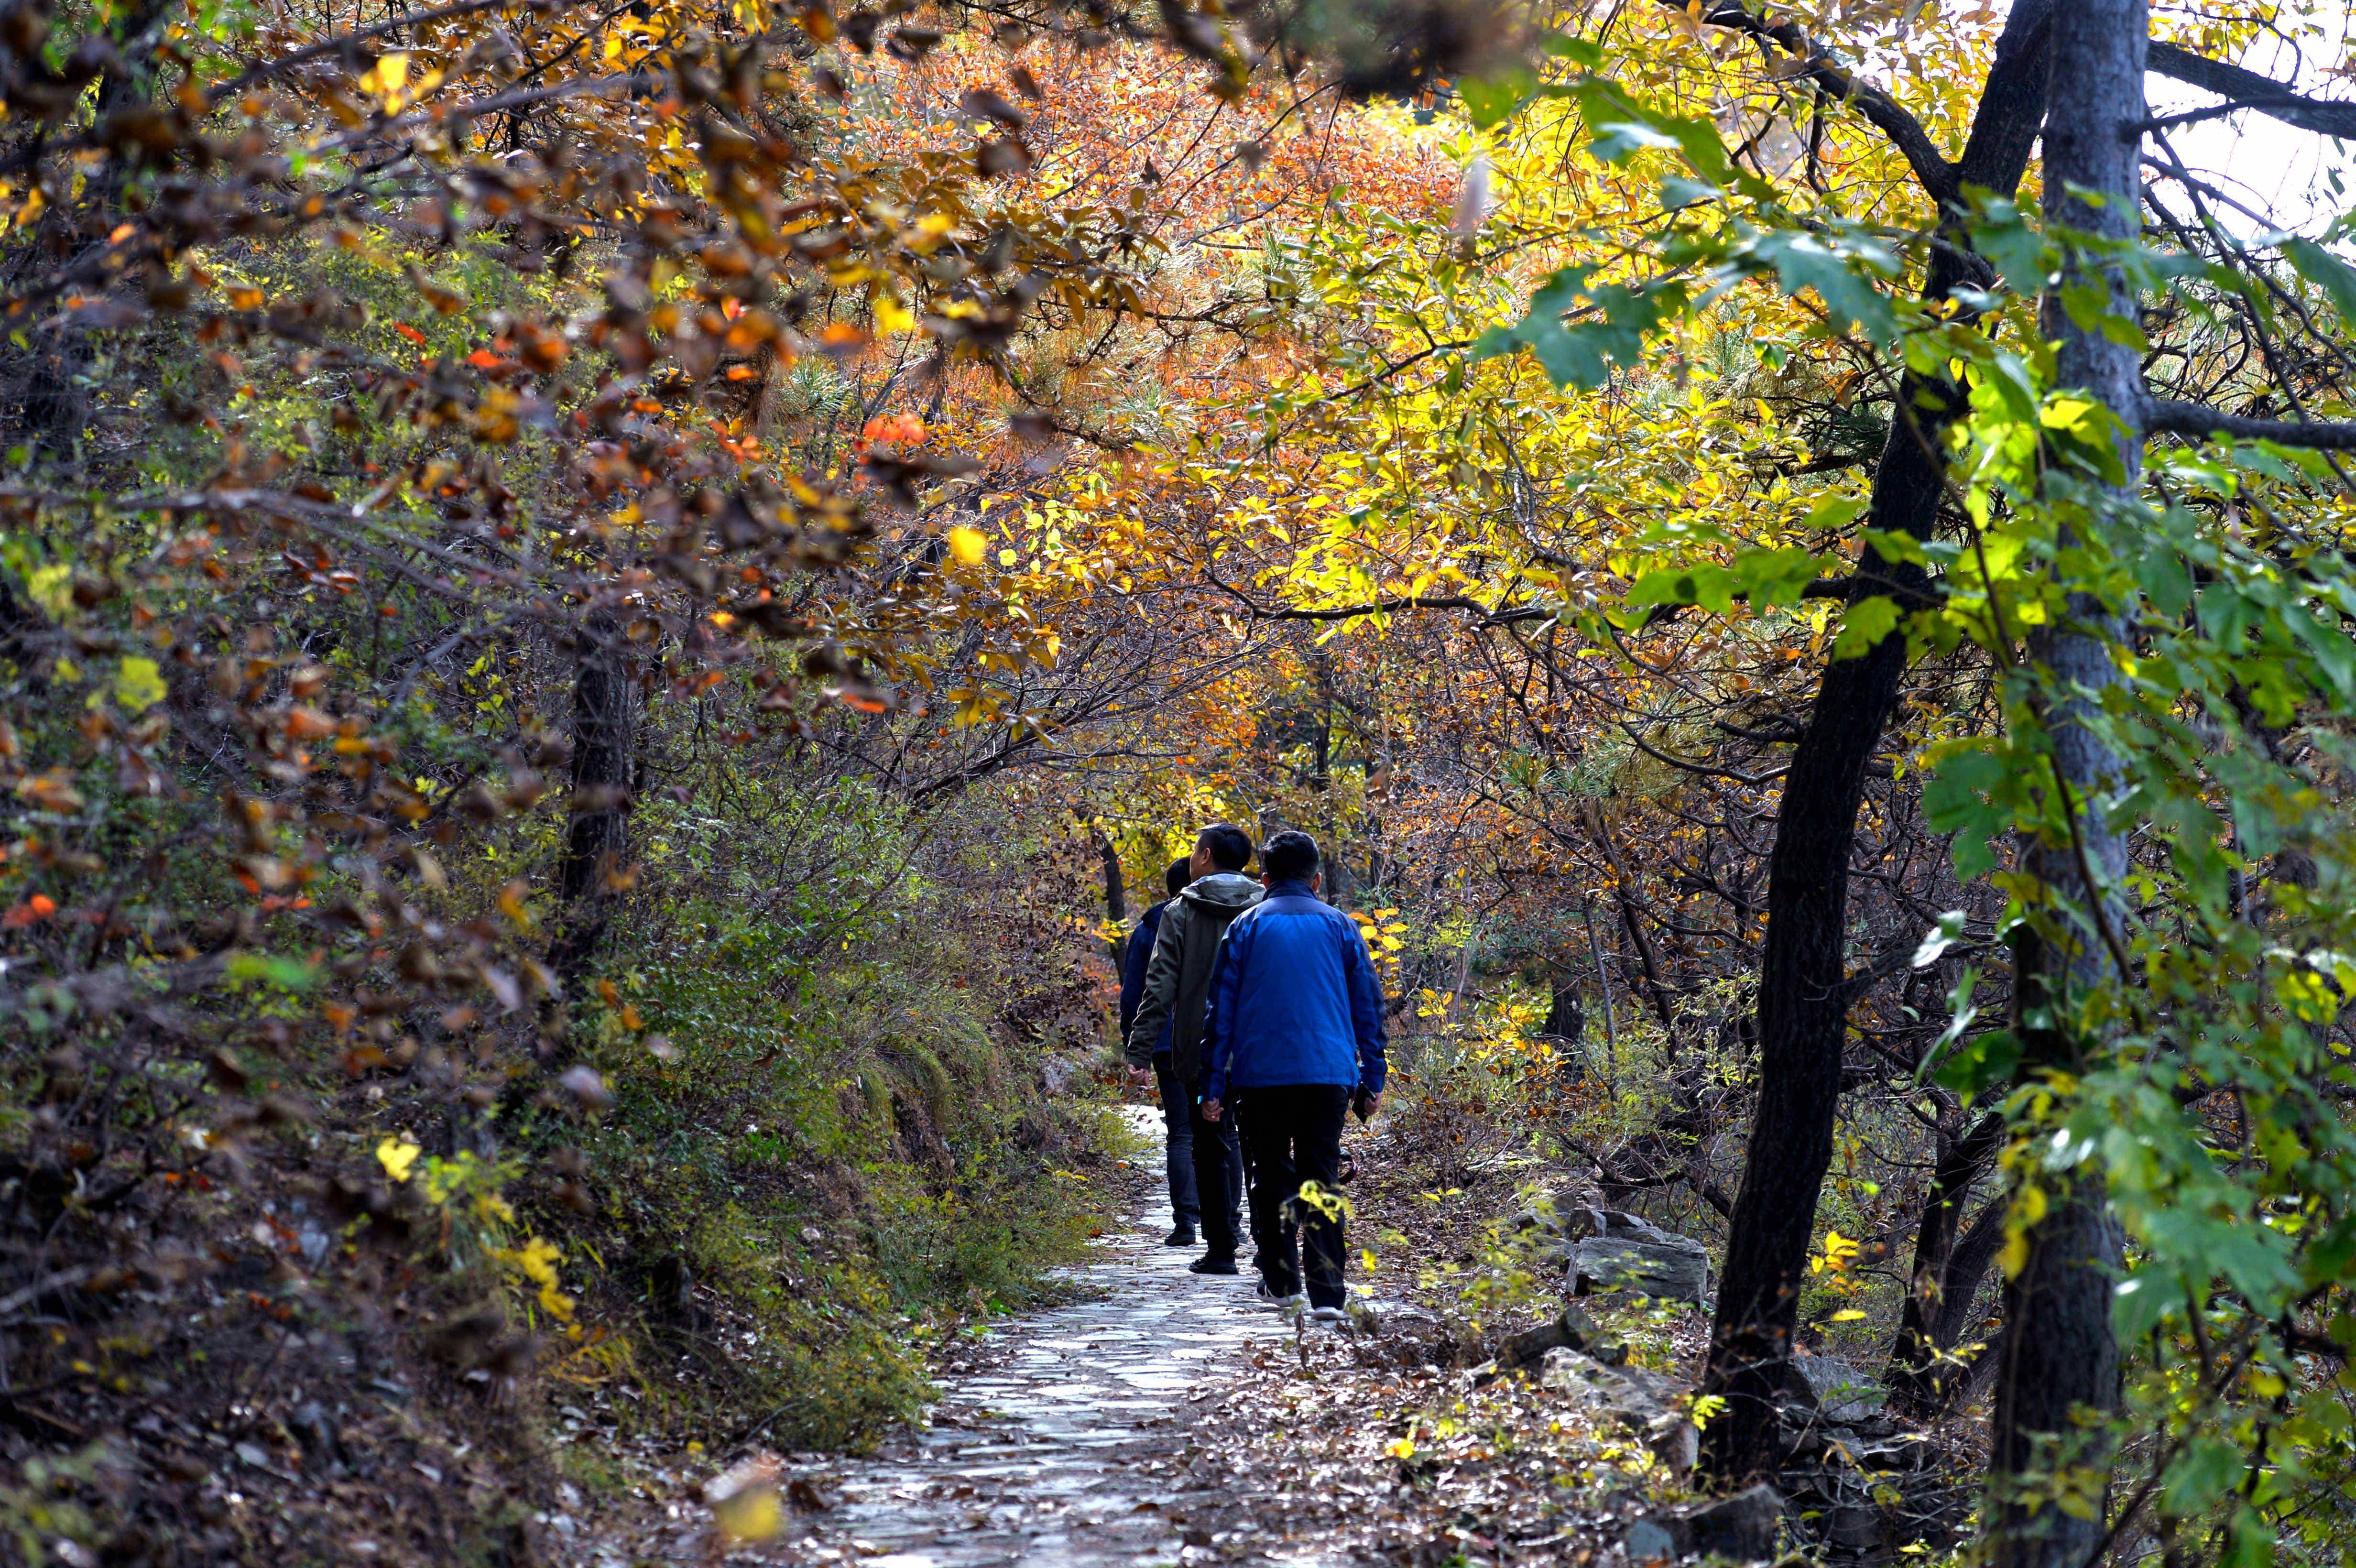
[558,1102,1709,1567]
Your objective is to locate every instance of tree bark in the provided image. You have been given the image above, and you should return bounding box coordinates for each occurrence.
[1989,2,2141,1560]
[1885,1109,2003,1416]
[1093,823,1128,970]
[1582,895,1618,1097]
[550,608,635,987]
[1697,1,2058,1483]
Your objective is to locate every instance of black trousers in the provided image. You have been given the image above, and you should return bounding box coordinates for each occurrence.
[1151,1055,1200,1228]
[1233,1084,1351,1307]
[1183,1076,1244,1258]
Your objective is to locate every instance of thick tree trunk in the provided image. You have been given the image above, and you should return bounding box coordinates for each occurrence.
[1697,2,2057,1482]
[1885,1109,2003,1416]
[550,608,635,987]
[1989,3,2142,1560]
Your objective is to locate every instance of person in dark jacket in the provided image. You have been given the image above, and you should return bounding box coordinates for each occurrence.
[1201,829,1386,1322]
[1120,858,1198,1245]
[1125,823,1259,1274]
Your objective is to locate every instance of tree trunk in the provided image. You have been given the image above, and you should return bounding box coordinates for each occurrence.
[1543,965,1585,1079]
[550,608,635,988]
[1582,895,1618,1097]
[1581,800,1677,1034]
[1989,1,2142,1559]
[1698,2,2058,1482]
[14,0,169,458]
[1093,824,1128,970]
[1885,1109,2003,1416]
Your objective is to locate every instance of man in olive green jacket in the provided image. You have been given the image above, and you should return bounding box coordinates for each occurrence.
[1126,822,1259,1273]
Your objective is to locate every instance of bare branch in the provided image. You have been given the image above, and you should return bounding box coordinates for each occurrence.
[1682,2,1958,203]
[2147,398,2356,450]
[2147,41,2356,141]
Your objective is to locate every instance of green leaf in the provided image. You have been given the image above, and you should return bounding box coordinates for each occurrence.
[2161,1438,2245,1518]
[2285,237,2356,323]
[1589,121,1680,165]
[1967,201,2047,298]
[2110,1269,2171,1340]
[1470,269,1681,391]
[2040,393,2129,485]
[1830,594,1900,660]
[1539,33,1603,68]
[2134,541,2194,619]
[1458,68,1536,131]
[1560,81,1731,183]
[1744,229,1902,345]
[1924,745,2011,880]
[1627,563,1738,615]
[2222,1508,2273,1568]
[1932,1028,2021,1095]
[1733,546,1822,608]
[227,952,321,991]
[1658,176,1722,212]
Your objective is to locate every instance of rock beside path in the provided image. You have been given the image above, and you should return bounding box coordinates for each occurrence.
[1625,1483,1787,1564]
[1514,1200,1716,1305]
[1538,1347,1699,1472]
[1787,1353,1885,1423]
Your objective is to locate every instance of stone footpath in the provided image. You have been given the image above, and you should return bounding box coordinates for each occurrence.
[774,1106,1308,1568]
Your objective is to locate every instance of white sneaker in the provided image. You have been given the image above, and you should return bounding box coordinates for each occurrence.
[1311,1305,1346,1325]
[1263,1292,1309,1316]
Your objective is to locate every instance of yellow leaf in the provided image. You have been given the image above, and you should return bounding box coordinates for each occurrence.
[947,526,986,565]
[359,51,409,102]
[714,1489,782,1542]
[376,1137,422,1182]
[26,563,72,620]
[1998,1227,2029,1279]
[873,292,915,335]
[114,656,167,713]
[1829,1308,1867,1322]
[1385,1438,1416,1459]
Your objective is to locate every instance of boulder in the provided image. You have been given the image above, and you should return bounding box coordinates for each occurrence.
[1538,1349,1694,1472]
[1569,1234,1711,1304]
[1825,1503,1883,1552]
[1560,1205,1676,1242]
[1625,1484,1786,1563]
[1498,1303,1625,1369]
[1553,1208,1712,1301]
[1789,1355,1884,1423]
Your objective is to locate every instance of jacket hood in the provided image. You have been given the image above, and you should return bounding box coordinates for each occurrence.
[1181,872,1264,911]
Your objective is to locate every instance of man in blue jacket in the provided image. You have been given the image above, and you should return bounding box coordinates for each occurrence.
[1120,857,1199,1246]
[1201,830,1386,1322]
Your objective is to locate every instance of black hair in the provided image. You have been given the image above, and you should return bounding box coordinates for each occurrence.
[1261,829,1320,883]
[1164,856,1191,895]
[1196,822,1253,872]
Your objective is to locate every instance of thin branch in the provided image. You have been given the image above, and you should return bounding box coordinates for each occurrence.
[1682,1,1958,203]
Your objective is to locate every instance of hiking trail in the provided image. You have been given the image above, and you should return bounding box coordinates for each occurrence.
[595,1104,1313,1568]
